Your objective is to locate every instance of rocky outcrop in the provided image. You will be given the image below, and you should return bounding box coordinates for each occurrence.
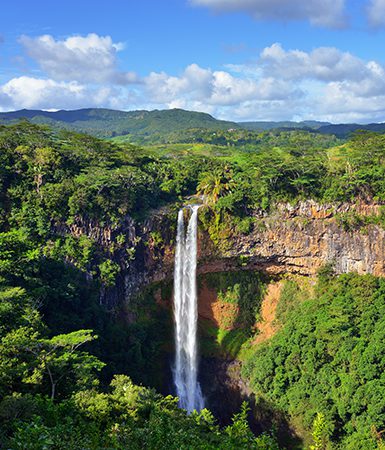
[143,200,385,288]
[199,200,385,277]
[253,282,282,345]
[60,201,385,306]
[199,359,251,425]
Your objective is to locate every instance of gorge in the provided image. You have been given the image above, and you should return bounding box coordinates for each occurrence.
[3,122,385,448]
[96,199,385,308]
[79,199,385,433]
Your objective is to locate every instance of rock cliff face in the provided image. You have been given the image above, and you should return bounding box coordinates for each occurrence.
[61,201,385,305]
[139,201,385,295]
[198,201,385,278]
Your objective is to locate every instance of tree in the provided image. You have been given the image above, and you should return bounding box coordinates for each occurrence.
[24,329,104,400]
[197,166,235,205]
[310,413,331,450]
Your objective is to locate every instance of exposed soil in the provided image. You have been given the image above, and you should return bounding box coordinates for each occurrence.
[253,281,283,345]
[198,281,239,330]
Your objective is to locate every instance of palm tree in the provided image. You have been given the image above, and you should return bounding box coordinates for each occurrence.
[197,166,235,205]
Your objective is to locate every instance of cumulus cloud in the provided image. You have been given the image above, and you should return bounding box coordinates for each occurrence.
[0,76,137,111]
[145,64,212,103]
[191,0,347,28]
[144,63,298,108]
[224,43,385,122]
[4,34,385,123]
[259,43,378,82]
[19,33,138,84]
[138,42,385,122]
[315,81,385,122]
[367,0,385,27]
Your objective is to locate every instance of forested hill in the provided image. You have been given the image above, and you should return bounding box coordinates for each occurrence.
[0,108,240,140]
[3,107,385,145]
[2,107,385,140]
[238,120,331,131]
[238,120,385,136]
[316,122,385,137]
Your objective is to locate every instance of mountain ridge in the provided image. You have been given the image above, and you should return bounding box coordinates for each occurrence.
[1,107,385,139]
[0,108,240,139]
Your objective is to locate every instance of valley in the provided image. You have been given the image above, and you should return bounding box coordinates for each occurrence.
[1,118,385,448]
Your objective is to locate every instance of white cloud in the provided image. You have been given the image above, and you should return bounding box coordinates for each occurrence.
[19,33,138,84]
[0,76,137,111]
[191,0,347,28]
[224,43,385,122]
[315,81,385,122]
[138,42,385,122]
[140,59,385,122]
[260,43,371,82]
[4,35,385,123]
[367,0,385,27]
[144,63,298,109]
[1,77,84,110]
[145,64,211,103]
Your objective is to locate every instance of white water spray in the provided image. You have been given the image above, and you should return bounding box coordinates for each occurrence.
[173,205,204,413]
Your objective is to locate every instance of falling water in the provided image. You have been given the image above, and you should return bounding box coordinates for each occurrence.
[173,205,204,413]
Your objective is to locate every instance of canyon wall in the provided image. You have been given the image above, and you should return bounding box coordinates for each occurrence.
[199,201,385,277]
[143,201,385,289]
[61,201,385,305]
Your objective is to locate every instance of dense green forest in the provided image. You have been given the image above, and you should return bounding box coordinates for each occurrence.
[243,271,385,449]
[2,121,385,447]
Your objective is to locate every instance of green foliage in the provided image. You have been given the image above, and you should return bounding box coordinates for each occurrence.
[197,165,235,205]
[29,330,104,399]
[309,413,332,450]
[0,376,277,449]
[243,273,385,449]
[98,259,120,287]
[335,211,364,231]
[335,207,385,233]
[275,279,304,324]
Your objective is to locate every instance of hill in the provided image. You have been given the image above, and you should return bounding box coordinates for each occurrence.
[317,122,385,137]
[239,120,330,131]
[2,108,385,141]
[0,108,240,141]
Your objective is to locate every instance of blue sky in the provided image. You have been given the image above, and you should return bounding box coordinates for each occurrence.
[2,0,385,122]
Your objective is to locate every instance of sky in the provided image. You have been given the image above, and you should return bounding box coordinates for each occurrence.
[2,0,385,122]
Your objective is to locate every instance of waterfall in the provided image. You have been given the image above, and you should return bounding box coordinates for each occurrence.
[173,205,204,413]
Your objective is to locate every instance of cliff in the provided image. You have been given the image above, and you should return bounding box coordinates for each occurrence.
[142,200,385,289]
[198,200,385,277]
[60,201,385,305]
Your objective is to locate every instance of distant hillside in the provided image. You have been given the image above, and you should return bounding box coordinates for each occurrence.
[317,122,385,137]
[0,108,240,140]
[240,119,385,138]
[239,120,331,131]
[2,108,385,141]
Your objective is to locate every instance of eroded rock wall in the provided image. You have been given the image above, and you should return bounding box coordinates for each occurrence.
[204,201,385,277]
[60,201,385,306]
